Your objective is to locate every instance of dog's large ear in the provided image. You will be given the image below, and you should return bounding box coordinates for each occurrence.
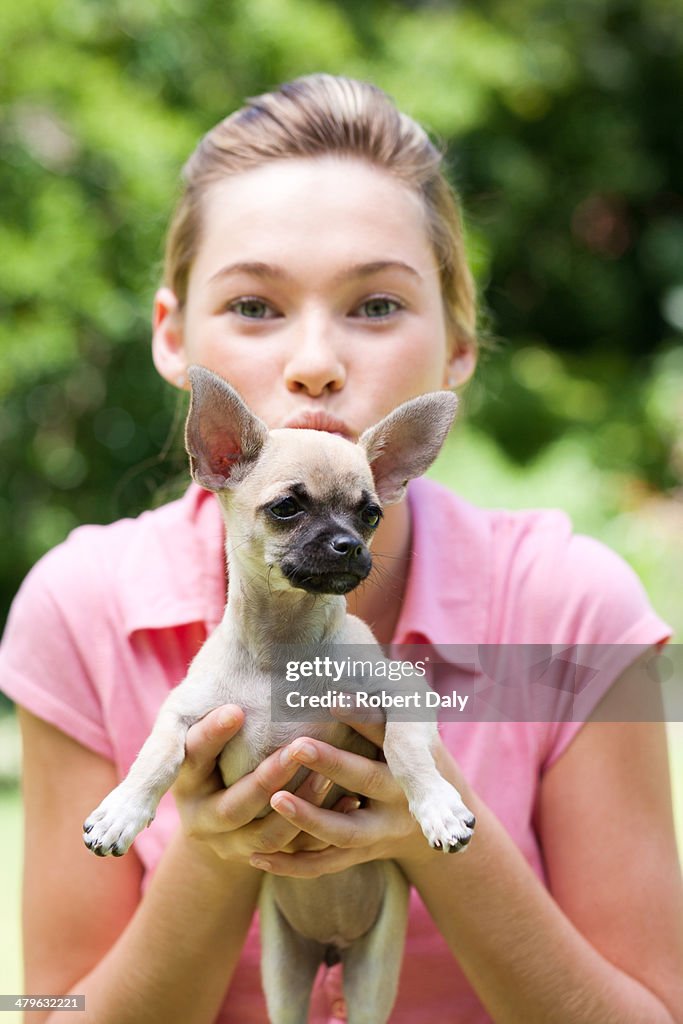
[185,366,269,491]
[359,392,458,504]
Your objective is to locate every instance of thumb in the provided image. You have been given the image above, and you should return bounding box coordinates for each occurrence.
[331,702,385,748]
[178,704,244,789]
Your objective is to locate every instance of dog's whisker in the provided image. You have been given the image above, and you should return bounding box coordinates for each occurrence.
[367,567,402,591]
[371,549,413,563]
[83,371,471,1022]
[369,560,401,580]
[225,537,256,562]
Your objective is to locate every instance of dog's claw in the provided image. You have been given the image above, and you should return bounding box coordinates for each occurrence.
[448,832,472,852]
[411,781,476,854]
[82,786,155,857]
[434,833,471,853]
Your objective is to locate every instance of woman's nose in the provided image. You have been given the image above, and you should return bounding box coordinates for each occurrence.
[283,318,346,396]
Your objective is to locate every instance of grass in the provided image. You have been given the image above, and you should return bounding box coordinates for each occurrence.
[0,785,22,1024]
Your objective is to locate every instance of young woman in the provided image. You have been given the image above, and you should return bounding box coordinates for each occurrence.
[2,74,682,1024]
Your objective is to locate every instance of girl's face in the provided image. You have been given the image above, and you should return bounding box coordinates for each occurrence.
[153,156,475,440]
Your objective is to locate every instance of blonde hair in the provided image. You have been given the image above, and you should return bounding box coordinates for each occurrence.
[164,73,477,351]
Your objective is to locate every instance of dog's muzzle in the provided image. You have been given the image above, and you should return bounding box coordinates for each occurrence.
[282,533,372,595]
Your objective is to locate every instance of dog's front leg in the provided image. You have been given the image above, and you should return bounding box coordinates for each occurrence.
[382,719,475,853]
[83,703,192,856]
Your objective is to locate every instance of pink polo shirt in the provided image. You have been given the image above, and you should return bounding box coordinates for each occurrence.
[0,478,671,1023]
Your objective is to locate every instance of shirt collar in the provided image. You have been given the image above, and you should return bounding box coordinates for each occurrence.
[120,477,492,657]
[120,484,226,636]
[392,477,491,664]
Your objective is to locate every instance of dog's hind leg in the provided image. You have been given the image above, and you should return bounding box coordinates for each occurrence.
[340,861,409,1024]
[260,878,324,1024]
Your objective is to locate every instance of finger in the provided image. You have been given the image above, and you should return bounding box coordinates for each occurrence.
[331,705,386,748]
[175,705,245,791]
[281,833,330,853]
[285,738,396,801]
[209,745,317,832]
[291,767,335,806]
[250,846,365,878]
[256,777,360,854]
[183,746,333,848]
[332,795,363,814]
[241,762,335,853]
[269,791,370,849]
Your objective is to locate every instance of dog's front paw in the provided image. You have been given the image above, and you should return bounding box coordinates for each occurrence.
[411,781,476,854]
[83,786,156,857]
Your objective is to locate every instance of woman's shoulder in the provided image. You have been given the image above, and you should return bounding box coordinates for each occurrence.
[3,484,225,643]
[412,475,572,541]
[487,500,667,646]
[0,485,224,756]
[412,477,670,646]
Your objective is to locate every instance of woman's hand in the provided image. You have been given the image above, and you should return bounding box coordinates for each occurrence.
[248,716,469,878]
[172,705,347,864]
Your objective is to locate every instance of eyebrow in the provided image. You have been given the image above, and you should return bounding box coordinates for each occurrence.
[208,259,422,285]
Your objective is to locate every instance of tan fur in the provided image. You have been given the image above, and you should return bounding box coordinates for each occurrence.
[83,367,474,1024]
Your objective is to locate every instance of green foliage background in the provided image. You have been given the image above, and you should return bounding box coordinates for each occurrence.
[1,0,682,636]
[1,3,682,1001]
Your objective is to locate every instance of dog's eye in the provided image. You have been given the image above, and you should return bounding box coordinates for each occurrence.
[269,497,302,520]
[361,504,382,528]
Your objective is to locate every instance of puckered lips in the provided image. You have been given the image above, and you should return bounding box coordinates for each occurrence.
[281,409,355,441]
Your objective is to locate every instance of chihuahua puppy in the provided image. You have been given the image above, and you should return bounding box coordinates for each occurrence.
[83,366,475,1024]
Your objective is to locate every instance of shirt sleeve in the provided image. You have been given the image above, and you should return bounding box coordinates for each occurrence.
[0,539,115,760]
[538,531,672,770]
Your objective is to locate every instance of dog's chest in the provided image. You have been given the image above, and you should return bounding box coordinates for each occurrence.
[216,702,347,793]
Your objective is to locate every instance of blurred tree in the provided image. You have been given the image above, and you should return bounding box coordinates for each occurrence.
[1,0,682,629]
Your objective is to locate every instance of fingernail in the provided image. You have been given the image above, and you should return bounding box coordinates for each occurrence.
[343,798,362,813]
[291,741,317,764]
[311,773,333,795]
[218,710,236,728]
[279,747,293,765]
[271,794,296,815]
[250,856,271,870]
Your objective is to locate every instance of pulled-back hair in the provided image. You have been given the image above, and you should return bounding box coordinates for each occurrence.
[164,73,477,351]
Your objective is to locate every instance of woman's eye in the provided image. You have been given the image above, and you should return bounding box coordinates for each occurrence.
[269,497,302,520]
[229,298,278,320]
[355,296,402,320]
[361,504,383,528]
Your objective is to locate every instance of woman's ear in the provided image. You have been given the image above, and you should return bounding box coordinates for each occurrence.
[444,342,477,389]
[152,287,188,389]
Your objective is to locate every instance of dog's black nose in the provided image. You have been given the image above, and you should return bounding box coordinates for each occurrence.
[283,531,372,595]
[330,534,365,559]
[329,534,371,578]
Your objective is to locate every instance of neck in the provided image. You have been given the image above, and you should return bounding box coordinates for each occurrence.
[226,557,347,665]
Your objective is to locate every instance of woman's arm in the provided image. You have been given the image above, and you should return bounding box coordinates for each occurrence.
[402,719,683,1024]
[20,707,261,1024]
[257,712,683,1022]
[19,703,335,1024]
